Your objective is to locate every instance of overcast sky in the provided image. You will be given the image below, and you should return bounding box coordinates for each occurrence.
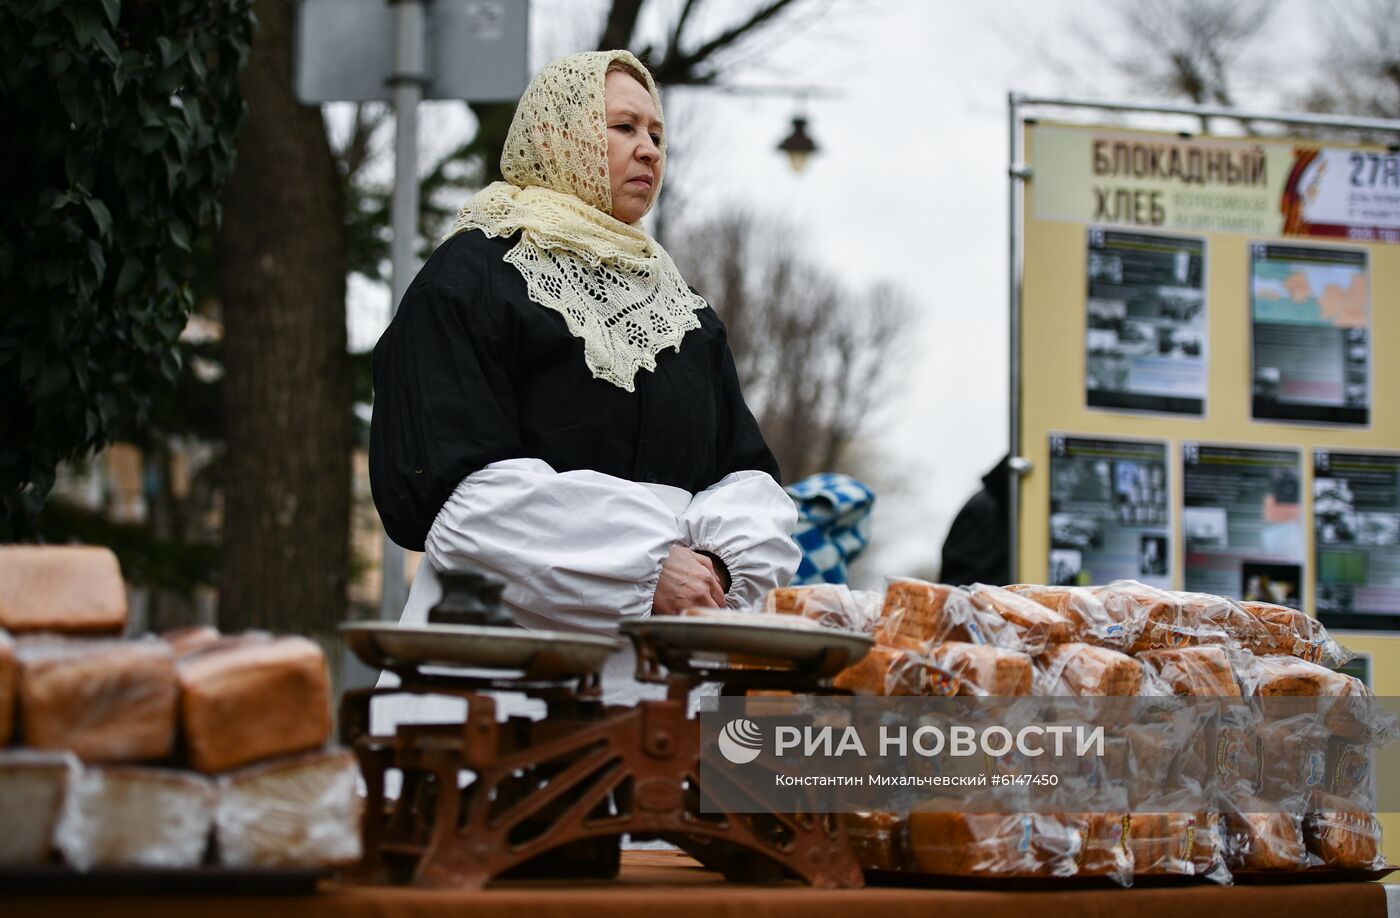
[347,0,1327,586]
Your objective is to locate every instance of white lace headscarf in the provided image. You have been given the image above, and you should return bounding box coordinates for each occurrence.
[448,50,707,392]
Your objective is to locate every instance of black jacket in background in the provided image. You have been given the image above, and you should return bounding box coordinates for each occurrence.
[939,456,1012,587]
[369,229,779,552]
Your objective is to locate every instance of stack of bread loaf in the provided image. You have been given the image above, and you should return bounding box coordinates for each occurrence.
[765,578,1386,885]
[0,545,362,872]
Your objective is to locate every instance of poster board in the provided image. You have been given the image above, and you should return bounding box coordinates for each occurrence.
[1018,121,1400,630]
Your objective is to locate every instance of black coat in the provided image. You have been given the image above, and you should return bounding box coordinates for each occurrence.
[370,229,780,552]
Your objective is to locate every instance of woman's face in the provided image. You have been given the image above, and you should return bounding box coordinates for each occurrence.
[603,70,663,224]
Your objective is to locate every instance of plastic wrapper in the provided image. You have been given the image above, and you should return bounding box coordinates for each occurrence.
[159,626,225,658]
[1125,807,1229,882]
[1303,791,1384,870]
[0,749,78,865]
[1137,645,1241,697]
[0,628,15,745]
[876,578,1016,650]
[1006,584,1130,649]
[1122,709,1215,808]
[1094,580,1229,654]
[763,584,880,633]
[1177,591,1271,649]
[0,545,128,636]
[17,637,178,762]
[178,636,332,774]
[832,645,935,696]
[216,748,363,867]
[845,811,906,871]
[924,641,1032,696]
[1067,812,1133,885]
[1220,797,1308,871]
[1236,654,1392,743]
[907,812,1083,878]
[679,607,825,630]
[54,765,214,870]
[1325,739,1374,802]
[968,584,1075,651]
[1238,601,1354,668]
[1034,642,1143,696]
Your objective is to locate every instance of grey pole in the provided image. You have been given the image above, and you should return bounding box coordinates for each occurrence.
[1006,92,1025,583]
[379,0,429,622]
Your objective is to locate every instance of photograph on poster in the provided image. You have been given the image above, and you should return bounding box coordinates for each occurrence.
[1250,243,1370,425]
[1181,443,1305,604]
[1085,228,1206,415]
[1314,450,1400,627]
[1049,434,1170,588]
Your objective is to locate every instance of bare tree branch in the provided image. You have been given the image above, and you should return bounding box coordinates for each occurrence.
[598,0,646,50]
[656,0,805,84]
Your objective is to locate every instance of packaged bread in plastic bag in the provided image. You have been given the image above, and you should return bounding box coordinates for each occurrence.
[832,645,935,696]
[216,748,363,867]
[876,579,1016,650]
[845,811,906,871]
[1095,581,1229,654]
[1137,645,1241,697]
[1035,642,1143,696]
[1066,812,1133,884]
[54,765,214,870]
[1006,584,1131,649]
[907,811,1083,878]
[1125,806,1229,882]
[1237,654,1394,743]
[968,584,1075,652]
[1220,796,1308,871]
[0,629,14,746]
[764,584,880,633]
[17,637,178,762]
[1303,791,1384,870]
[1239,601,1354,668]
[924,642,1032,696]
[0,749,78,865]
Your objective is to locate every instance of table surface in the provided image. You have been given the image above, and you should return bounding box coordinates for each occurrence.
[1,851,1388,918]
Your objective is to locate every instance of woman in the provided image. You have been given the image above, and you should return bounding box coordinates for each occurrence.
[369,50,799,707]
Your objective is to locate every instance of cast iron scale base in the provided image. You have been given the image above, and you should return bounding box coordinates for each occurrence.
[339,622,867,890]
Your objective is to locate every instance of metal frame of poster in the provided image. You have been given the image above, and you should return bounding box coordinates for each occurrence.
[1180,440,1306,605]
[1085,226,1208,417]
[1313,447,1400,631]
[1047,432,1173,589]
[1248,241,1371,427]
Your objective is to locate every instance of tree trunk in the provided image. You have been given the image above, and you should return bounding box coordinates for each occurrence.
[214,0,350,636]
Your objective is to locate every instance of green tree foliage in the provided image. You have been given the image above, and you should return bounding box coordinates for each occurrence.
[0,0,254,539]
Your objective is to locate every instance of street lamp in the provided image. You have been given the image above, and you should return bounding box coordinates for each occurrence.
[777,114,819,172]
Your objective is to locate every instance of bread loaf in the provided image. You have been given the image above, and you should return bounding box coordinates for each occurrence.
[877,580,1003,647]
[1304,792,1383,869]
[1096,581,1229,654]
[1126,811,1223,877]
[846,811,905,871]
[178,636,332,774]
[0,545,127,635]
[0,629,15,745]
[18,639,178,762]
[1247,654,1353,696]
[1070,812,1132,880]
[969,584,1075,649]
[1240,601,1350,667]
[925,642,1032,696]
[1138,646,1240,697]
[215,748,363,867]
[0,749,77,864]
[1036,643,1142,696]
[54,765,214,870]
[1006,584,1129,647]
[764,584,873,632]
[1222,801,1307,871]
[907,812,1080,877]
[832,645,931,696]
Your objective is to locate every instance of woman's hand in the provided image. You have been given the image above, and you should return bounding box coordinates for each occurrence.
[652,545,726,615]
